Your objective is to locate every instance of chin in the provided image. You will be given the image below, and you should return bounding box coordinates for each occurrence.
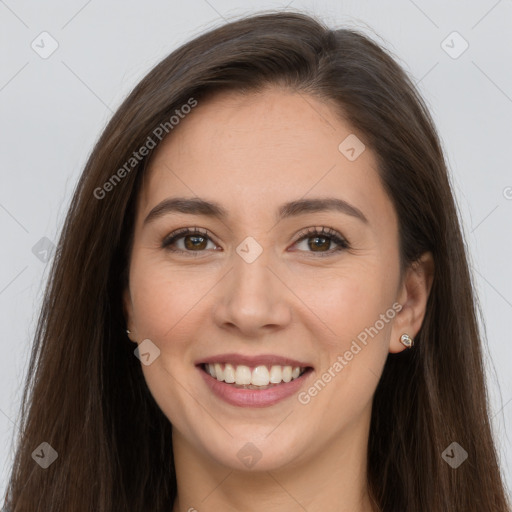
[198,431,305,472]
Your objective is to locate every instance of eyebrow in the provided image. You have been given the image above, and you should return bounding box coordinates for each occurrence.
[143,196,369,226]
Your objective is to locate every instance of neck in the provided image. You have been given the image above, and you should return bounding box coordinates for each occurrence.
[171,408,376,512]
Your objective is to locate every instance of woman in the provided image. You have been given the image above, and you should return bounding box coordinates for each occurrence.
[3,10,510,512]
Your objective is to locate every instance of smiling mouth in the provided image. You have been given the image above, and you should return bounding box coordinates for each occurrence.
[200,362,312,389]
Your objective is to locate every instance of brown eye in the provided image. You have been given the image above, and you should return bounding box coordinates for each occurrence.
[307,236,331,252]
[162,228,217,254]
[293,227,349,256]
[183,234,208,250]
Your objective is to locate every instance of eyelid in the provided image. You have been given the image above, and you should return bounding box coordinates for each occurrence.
[161,227,219,253]
[293,226,347,243]
[291,226,349,255]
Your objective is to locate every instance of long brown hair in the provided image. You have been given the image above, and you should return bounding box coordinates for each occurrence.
[3,10,510,512]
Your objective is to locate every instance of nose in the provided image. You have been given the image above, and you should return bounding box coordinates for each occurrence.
[212,248,292,338]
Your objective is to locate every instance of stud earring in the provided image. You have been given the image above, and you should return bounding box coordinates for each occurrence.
[126,329,131,335]
[400,333,414,348]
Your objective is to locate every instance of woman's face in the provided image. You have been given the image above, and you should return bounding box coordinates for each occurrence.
[124,87,430,471]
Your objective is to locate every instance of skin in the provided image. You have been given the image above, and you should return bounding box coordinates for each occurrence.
[123,87,434,512]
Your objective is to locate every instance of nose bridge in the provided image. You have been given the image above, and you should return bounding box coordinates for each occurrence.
[232,246,273,300]
[213,241,291,334]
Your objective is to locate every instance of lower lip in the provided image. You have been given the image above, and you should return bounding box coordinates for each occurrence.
[198,366,313,408]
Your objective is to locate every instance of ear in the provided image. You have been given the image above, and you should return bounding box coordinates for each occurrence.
[389,251,434,353]
[123,286,138,344]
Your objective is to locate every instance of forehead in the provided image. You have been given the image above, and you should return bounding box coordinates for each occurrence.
[138,88,395,232]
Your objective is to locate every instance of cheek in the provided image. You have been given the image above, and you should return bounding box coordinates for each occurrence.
[128,254,195,341]
[128,252,225,352]
[294,263,395,408]
[297,271,393,427]
[295,262,394,344]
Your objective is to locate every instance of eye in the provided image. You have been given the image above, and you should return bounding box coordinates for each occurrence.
[291,226,349,256]
[161,227,218,256]
[161,226,350,257]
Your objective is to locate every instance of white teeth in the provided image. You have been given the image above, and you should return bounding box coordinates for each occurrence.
[224,363,235,383]
[235,365,252,385]
[214,363,224,382]
[205,363,307,386]
[269,365,282,384]
[251,365,270,386]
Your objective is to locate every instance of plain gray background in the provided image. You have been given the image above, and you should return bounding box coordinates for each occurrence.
[1,0,511,500]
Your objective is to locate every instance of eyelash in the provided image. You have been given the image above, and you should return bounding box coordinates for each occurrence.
[161,226,350,257]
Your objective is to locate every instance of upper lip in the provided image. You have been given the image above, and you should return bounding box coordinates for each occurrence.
[195,353,312,368]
